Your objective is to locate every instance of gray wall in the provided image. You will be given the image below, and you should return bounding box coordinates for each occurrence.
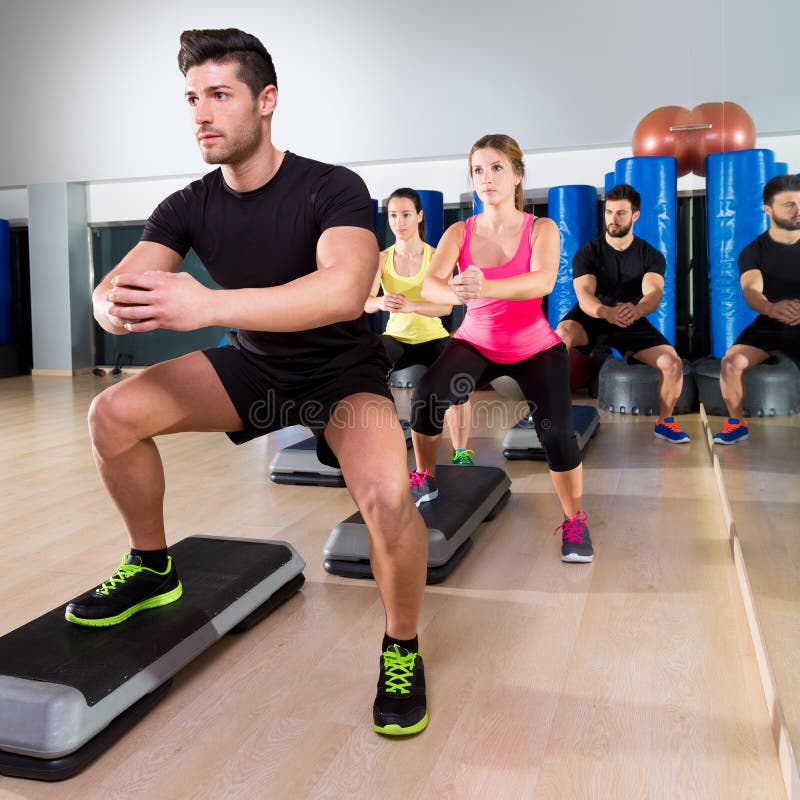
[28,183,92,371]
[1,0,797,187]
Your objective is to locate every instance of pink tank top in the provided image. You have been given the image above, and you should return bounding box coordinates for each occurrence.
[453,213,562,363]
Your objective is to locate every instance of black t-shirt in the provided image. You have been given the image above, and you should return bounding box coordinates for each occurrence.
[572,235,666,305]
[738,231,800,302]
[141,151,376,369]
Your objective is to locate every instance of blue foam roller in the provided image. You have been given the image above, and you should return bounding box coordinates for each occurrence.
[547,185,598,328]
[604,171,616,195]
[614,156,677,343]
[0,220,10,346]
[472,190,483,216]
[417,190,444,247]
[774,162,788,177]
[706,148,775,357]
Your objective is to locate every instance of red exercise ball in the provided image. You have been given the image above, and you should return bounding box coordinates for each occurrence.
[631,105,693,177]
[569,348,593,392]
[690,101,756,176]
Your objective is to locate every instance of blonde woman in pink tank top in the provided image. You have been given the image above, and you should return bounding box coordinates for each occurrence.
[407,134,594,563]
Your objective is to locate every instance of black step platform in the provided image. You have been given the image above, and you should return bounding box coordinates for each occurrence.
[0,536,305,782]
[502,405,600,461]
[323,465,511,584]
[269,421,413,487]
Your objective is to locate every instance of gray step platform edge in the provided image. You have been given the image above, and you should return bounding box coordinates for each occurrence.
[0,537,305,761]
[324,471,511,568]
[502,405,600,458]
[269,423,412,484]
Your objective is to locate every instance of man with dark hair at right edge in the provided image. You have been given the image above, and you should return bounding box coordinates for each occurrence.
[65,28,429,736]
[556,183,690,443]
[713,174,800,444]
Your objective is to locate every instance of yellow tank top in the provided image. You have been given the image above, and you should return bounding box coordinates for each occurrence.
[382,243,449,344]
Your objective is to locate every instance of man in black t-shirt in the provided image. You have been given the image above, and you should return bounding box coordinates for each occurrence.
[555,184,690,443]
[66,29,429,736]
[713,174,800,445]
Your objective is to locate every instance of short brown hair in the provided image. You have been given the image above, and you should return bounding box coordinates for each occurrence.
[764,174,800,206]
[605,183,641,213]
[178,28,277,98]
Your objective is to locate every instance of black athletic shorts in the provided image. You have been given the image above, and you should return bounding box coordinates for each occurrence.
[380,334,450,371]
[560,304,670,358]
[203,337,394,468]
[733,314,800,364]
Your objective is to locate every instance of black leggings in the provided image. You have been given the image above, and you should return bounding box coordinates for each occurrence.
[380,335,449,371]
[410,339,581,472]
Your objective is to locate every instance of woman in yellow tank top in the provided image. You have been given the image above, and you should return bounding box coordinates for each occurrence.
[365,188,474,464]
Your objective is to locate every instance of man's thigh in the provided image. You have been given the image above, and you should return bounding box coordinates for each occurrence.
[324,393,409,495]
[97,350,243,437]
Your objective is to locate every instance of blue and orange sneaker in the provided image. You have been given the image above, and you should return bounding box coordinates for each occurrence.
[409,470,438,506]
[654,417,691,444]
[450,448,476,465]
[713,418,749,445]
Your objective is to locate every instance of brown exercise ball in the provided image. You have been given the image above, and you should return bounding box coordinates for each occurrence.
[690,101,756,176]
[631,105,693,177]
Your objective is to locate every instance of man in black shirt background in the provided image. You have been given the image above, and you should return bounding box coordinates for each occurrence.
[713,174,800,444]
[555,184,690,443]
[66,28,429,736]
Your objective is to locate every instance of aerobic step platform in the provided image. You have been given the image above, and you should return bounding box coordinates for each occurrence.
[0,536,305,782]
[269,421,412,487]
[502,405,600,461]
[323,465,510,584]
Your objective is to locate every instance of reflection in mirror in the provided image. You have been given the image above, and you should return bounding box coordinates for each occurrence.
[715,1,800,794]
[715,418,800,763]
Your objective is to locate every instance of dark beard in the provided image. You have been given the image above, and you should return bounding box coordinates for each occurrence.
[771,215,800,231]
[606,222,632,238]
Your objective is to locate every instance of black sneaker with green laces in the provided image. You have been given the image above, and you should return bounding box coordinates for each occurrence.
[65,555,183,627]
[372,644,428,735]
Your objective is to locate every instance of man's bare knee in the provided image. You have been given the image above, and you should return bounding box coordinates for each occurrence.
[354,481,416,545]
[88,385,149,458]
[659,353,683,384]
[556,323,574,349]
[721,353,746,378]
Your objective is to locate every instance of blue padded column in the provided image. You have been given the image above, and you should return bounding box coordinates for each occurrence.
[706,148,775,357]
[604,171,616,195]
[774,162,788,177]
[614,156,677,343]
[0,220,10,345]
[472,191,483,216]
[546,185,598,328]
[417,190,444,247]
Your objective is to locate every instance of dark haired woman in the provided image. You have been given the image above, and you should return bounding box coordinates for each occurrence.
[365,188,474,465]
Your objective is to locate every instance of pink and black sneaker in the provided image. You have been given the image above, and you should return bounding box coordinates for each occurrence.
[409,470,438,507]
[555,510,593,563]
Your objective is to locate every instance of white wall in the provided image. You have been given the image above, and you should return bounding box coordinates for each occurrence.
[1,0,798,191]
[0,188,29,223]
[74,131,800,224]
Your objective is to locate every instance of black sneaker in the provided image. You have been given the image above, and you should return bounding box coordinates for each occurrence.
[555,510,593,563]
[65,555,183,627]
[372,644,428,735]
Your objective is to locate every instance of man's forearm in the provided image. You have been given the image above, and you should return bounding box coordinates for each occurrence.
[742,288,773,316]
[209,268,369,331]
[634,291,661,318]
[577,292,608,319]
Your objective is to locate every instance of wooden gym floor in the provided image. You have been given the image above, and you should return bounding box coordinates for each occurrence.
[0,375,785,799]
